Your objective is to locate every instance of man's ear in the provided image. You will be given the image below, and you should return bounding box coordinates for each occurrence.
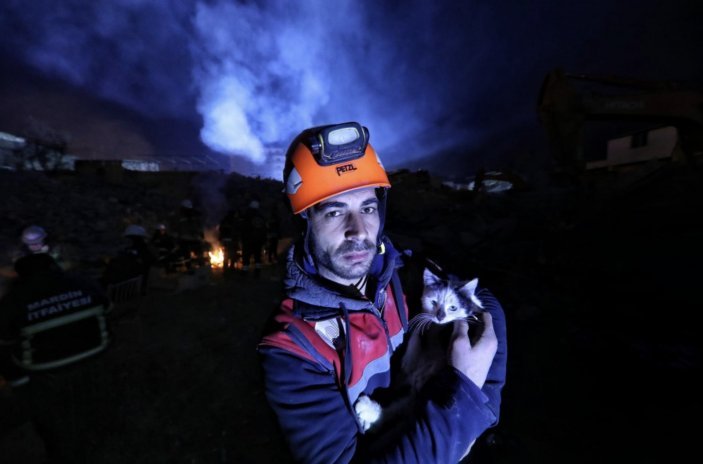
[293,213,308,237]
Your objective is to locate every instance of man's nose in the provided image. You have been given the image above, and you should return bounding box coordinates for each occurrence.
[344,212,367,239]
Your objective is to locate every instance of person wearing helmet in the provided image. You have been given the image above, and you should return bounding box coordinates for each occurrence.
[258,122,507,463]
[240,198,267,277]
[101,225,155,295]
[123,224,155,293]
[21,225,49,254]
[1,235,110,463]
[150,223,178,271]
[13,225,73,270]
[219,208,242,272]
[175,199,206,269]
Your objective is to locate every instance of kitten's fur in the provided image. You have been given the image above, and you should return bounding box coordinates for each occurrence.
[354,267,484,435]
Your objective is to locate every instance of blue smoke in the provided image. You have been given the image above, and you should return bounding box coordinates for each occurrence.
[1,0,702,179]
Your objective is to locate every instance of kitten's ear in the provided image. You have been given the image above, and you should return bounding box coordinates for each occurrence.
[423,267,442,286]
[461,278,484,308]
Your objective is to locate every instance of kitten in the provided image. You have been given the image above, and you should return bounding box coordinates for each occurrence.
[354,267,484,433]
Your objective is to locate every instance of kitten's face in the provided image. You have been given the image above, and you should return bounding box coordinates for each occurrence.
[420,268,482,324]
[421,285,470,324]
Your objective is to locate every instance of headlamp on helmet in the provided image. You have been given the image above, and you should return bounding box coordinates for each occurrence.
[307,122,369,166]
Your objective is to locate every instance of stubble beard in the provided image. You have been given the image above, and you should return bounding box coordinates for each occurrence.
[312,236,377,281]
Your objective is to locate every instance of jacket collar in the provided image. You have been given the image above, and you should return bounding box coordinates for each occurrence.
[283,236,402,319]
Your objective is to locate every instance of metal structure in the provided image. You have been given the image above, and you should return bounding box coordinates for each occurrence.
[538,68,703,171]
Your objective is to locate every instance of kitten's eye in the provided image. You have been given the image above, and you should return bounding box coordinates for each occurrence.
[449,306,457,311]
[431,300,438,307]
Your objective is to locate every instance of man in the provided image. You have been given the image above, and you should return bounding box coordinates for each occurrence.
[121,224,155,294]
[0,249,110,463]
[101,224,155,295]
[20,225,51,255]
[240,199,267,277]
[219,208,242,272]
[151,223,178,268]
[12,225,73,271]
[258,122,507,463]
[176,199,206,268]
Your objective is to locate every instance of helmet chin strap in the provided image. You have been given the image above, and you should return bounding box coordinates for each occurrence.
[375,187,388,252]
[297,210,316,272]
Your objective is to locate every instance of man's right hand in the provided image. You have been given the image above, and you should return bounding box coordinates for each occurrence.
[449,312,497,389]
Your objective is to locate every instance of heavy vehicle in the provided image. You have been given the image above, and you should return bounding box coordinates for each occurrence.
[538,68,703,171]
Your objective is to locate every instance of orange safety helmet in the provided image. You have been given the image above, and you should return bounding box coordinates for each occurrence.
[283,122,391,214]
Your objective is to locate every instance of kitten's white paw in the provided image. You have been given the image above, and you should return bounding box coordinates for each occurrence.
[354,394,381,432]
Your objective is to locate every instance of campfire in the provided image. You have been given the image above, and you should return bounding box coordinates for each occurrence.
[209,246,225,268]
[204,226,225,269]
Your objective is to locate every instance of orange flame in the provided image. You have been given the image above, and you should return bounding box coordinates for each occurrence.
[209,246,225,268]
[204,226,225,269]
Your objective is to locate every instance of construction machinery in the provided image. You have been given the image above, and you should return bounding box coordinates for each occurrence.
[538,68,703,171]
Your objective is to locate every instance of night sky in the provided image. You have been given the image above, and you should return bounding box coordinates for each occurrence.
[1,0,702,179]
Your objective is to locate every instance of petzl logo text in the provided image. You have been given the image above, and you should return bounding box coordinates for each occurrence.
[336,163,357,176]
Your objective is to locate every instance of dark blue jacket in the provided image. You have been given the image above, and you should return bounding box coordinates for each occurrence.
[258,238,507,463]
[0,253,110,368]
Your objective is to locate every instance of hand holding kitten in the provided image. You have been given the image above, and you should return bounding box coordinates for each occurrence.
[450,312,497,389]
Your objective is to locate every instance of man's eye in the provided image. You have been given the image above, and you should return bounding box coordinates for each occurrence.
[325,210,341,218]
[362,206,377,214]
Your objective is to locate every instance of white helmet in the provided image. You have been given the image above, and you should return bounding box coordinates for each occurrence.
[21,225,47,246]
[123,224,148,238]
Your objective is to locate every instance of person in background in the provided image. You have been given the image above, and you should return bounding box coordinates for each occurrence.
[123,225,155,293]
[265,211,281,264]
[101,225,154,295]
[258,122,507,463]
[150,223,178,272]
[0,247,110,463]
[175,199,206,269]
[240,199,267,278]
[19,225,50,256]
[219,208,242,272]
[13,225,73,271]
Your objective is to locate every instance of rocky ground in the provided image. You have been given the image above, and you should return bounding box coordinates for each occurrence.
[1,160,701,463]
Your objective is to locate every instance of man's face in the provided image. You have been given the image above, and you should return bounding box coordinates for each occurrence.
[27,242,45,253]
[307,187,380,286]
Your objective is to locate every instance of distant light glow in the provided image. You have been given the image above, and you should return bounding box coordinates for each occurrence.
[468,179,513,193]
[0,131,26,146]
[122,160,160,172]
